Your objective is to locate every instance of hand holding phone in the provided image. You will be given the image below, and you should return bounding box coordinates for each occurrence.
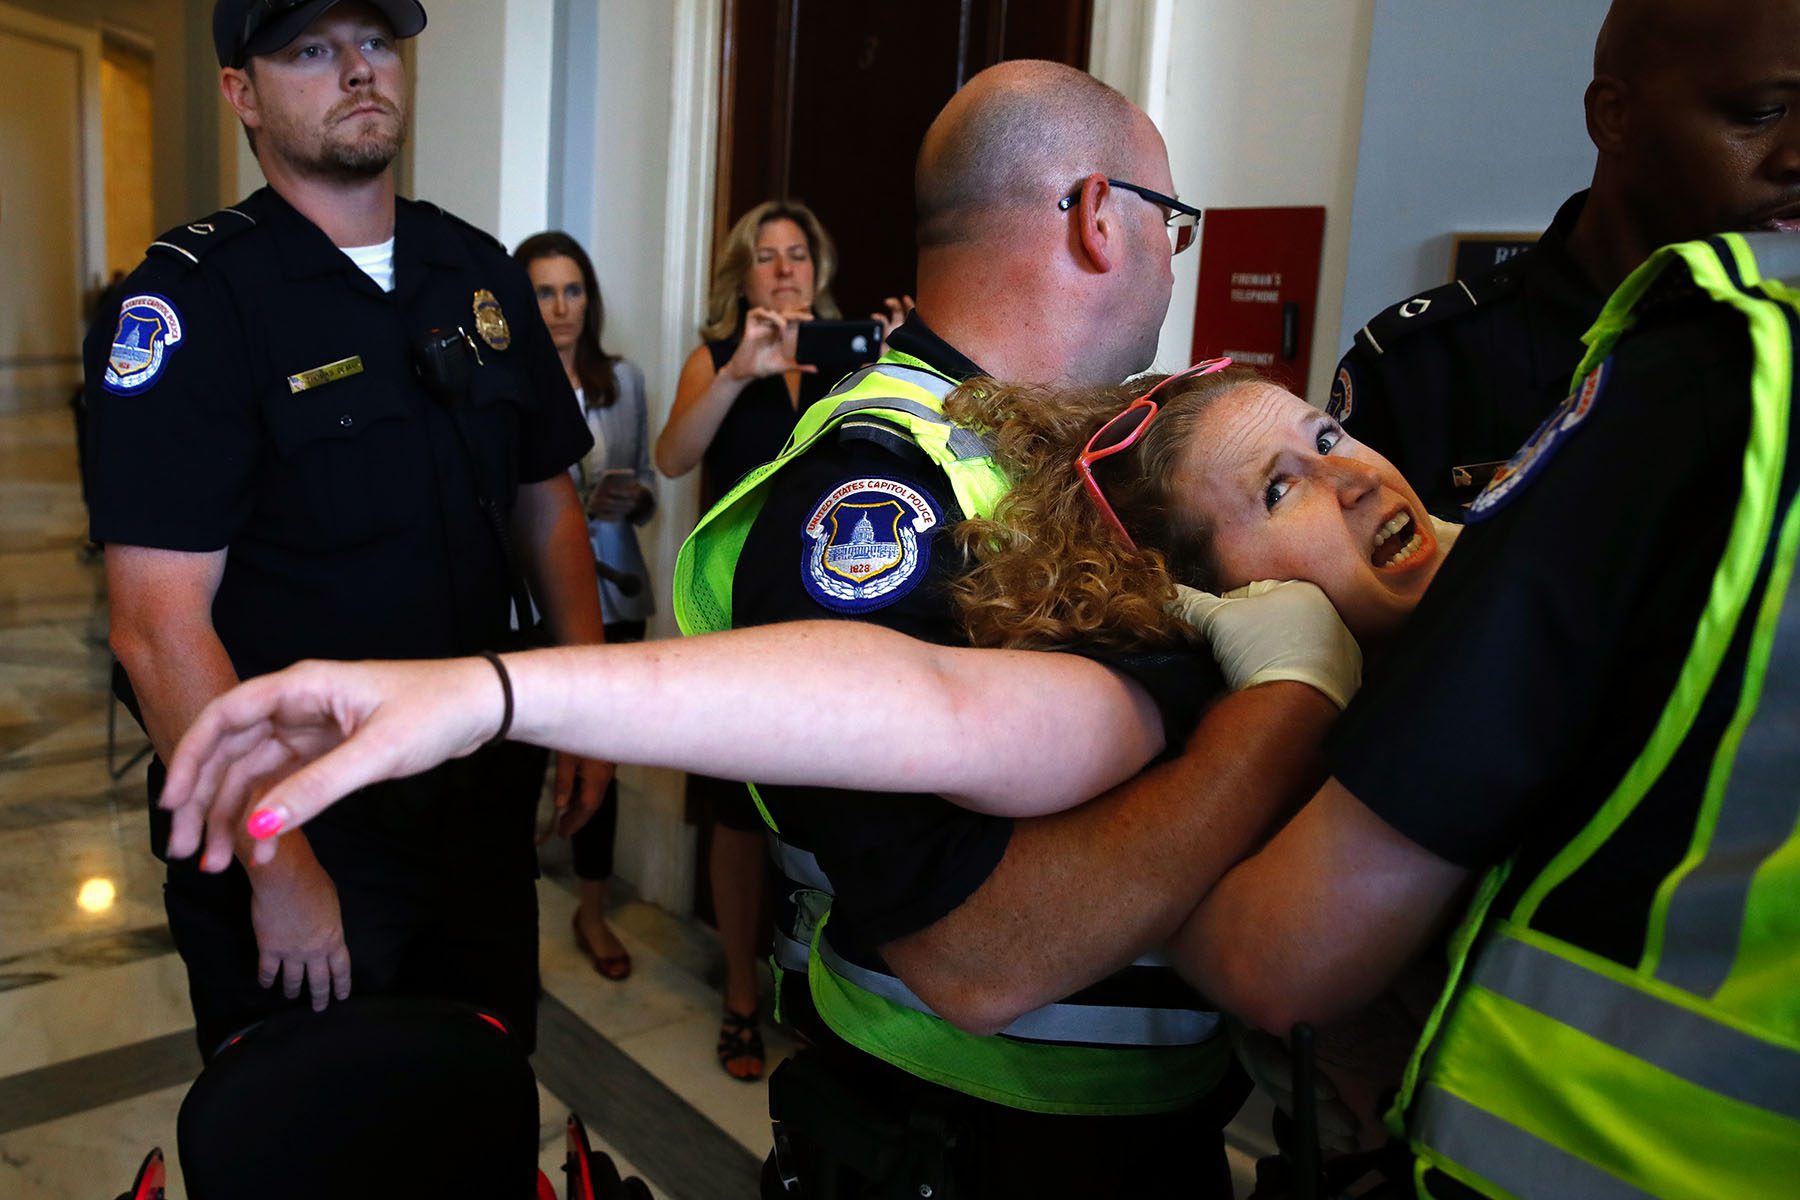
[725,308,815,381]
[794,319,884,369]
[871,295,915,341]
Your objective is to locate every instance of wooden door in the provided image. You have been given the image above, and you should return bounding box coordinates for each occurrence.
[715,0,1091,318]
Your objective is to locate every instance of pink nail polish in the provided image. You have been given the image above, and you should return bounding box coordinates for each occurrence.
[247,809,285,839]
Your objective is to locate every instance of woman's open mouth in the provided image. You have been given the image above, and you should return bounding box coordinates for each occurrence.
[1371,509,1429,570]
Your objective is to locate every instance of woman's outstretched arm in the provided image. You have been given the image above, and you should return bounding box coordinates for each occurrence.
[161,620,1168,869]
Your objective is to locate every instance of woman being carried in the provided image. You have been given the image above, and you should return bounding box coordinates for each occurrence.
[162,363,1452,1146]
[160,358,1448,886]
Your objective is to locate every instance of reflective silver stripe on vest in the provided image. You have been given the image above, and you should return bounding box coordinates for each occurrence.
[827,395,994,460]
[833,362,957,401]
[770,835,832,892]
[826,362,994,460]
[1656,550,1800,996]
[774,924,810,974]
[814,934,1219,1048]
[1414,1085,1655,1200]
[1475,936,1800,1120]
[769,836,832,975]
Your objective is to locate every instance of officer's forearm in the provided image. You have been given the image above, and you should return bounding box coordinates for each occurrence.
[1172,780,1470,1032]
[109,591,239,767]
[107,564,319,879]
[512,475,606,646]
[884,681,1335,1035]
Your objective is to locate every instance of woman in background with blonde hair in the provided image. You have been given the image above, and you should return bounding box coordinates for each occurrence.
[655,199,875,1082]
[655,199,843,484]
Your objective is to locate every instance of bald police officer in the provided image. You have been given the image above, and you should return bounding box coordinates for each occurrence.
[674,60,1352,1199]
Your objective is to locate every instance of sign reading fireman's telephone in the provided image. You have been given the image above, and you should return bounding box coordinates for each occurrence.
[1189,206,1328,401]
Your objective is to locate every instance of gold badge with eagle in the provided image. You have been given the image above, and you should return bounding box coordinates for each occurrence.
[472,289,512,351]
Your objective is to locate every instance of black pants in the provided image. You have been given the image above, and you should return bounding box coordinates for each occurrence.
[568,619,643,881]
[165,853,541,1059]
[765,985,1245,1199]
[154,748,545,1059]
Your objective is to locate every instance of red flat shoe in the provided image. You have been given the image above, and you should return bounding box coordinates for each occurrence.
[572,912,632,981]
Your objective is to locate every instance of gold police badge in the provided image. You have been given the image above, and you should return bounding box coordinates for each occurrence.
[472,289,512,351]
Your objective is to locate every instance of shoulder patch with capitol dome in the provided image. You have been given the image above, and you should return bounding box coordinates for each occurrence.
[800,476,942,613]
[102,295,185,395]
[1467,358,1608,522]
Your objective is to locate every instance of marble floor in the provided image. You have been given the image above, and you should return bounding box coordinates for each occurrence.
[0,378,1269,1198]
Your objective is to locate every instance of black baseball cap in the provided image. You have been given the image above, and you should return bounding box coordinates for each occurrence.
[213,0,427,69]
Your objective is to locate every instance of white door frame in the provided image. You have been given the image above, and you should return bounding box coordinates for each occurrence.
[1089,0,1174,124]
[613,0,721,917]
[644,0,721,652]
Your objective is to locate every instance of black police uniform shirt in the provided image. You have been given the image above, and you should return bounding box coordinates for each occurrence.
[1332,192,1608,518]
[732,316,1223,970]
[1325,285,1755,968]
[84,187,592,867]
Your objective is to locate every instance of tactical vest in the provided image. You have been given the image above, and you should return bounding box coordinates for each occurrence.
[1397,233,1800,1197]
[673,351,1230,1115]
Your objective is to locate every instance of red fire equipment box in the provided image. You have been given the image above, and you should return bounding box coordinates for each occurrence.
[1189,206,1328,401]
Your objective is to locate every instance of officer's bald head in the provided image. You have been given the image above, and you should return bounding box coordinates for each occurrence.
[1592,0,1700,82]
[915,61,1152,248]
[1596,0,1800,90]
[1584,0,1800,265]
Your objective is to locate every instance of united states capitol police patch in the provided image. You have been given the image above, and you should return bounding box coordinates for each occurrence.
[1467,359,1608,523]
[1327,364,1354,422]
[102,295,185,395]
[801,476,941,613]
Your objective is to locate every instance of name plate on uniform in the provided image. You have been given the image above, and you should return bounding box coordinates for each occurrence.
[288,356,365,393]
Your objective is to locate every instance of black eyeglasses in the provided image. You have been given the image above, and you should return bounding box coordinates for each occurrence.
[236,0,312,67]
[1060,179,1202,255]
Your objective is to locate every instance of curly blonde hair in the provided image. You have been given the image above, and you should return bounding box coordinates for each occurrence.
[943,366,1269,651]
[699,200,842,341]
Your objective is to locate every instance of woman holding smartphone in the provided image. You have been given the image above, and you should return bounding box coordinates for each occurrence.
[656,200,842,484]
[655,200,909,1082]
[516,231,656,983]
[654,200,841,1082]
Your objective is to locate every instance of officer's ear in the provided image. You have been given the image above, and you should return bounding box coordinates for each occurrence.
[219,66,261,134]
[1585,74,1629,157]
[1066,174,1116,274]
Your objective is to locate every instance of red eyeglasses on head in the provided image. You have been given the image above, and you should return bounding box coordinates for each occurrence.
[1076,357,1232,549]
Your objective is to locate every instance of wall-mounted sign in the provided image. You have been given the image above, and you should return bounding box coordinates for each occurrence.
[1189,206,1328,401]
[1449,232,1539,282]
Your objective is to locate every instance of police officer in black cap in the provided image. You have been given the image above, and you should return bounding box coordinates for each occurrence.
[86,0,610,1057]
[1332,0,1800,517]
